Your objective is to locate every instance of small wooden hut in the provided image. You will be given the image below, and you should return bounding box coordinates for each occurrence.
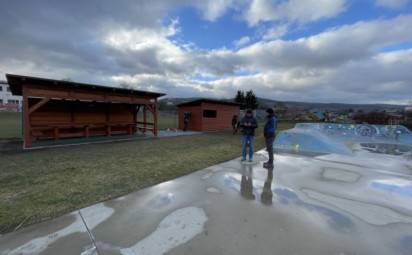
[6,74,165,148]
[177,99,240,131]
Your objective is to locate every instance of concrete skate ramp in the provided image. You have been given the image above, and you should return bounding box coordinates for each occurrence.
[275,123,412,156]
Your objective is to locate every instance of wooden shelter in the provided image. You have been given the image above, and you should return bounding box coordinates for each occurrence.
[177,99,240,131]
[6,74,165,148]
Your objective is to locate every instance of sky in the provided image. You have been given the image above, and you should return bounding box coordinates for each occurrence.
[0,0,412,104]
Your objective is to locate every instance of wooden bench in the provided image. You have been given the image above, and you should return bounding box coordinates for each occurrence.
[30,122,137,140]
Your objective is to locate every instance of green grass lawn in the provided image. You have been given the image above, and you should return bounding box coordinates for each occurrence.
[0,112,22,140]
[0,112,295,233]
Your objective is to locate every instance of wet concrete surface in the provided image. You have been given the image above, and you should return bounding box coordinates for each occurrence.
[0,212,96,255]
[1,148,412,255]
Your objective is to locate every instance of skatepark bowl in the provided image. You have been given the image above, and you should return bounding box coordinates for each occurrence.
[1,123,412,255]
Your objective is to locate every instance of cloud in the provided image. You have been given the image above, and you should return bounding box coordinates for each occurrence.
[375,0,409,9]
[197,48,412,104]
[245,0,347,26]
[194,15,412,75]
[233,36,251,48]
[262,24,289,40]
[0,1,411,104]
[194,0,236,21]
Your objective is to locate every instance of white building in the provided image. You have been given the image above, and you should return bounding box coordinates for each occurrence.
[0,81,22,111]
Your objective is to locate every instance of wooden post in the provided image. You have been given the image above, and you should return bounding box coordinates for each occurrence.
[154,100,158,136]
[136,105,140,133]
[106,103,111,136]
[22,87,32,148]
[132,105,137,135]
[70,100,75,126]
[143,105,147,133]
[53,127,59,140]
[107,125,112,136]
[85,125,90,138]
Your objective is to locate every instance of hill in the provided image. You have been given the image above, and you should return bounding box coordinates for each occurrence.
[160,97,405,113]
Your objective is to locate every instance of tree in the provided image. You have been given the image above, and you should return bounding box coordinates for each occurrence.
[235,90,245,109]
[245,90,259,110]
[353,111,389,124]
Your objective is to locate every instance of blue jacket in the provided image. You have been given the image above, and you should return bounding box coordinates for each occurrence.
[264,115,277,137]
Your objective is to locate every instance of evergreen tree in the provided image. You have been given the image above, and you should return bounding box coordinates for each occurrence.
[235,90,245,109]
[245,90,259,110]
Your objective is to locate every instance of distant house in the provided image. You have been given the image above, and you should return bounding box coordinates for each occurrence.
[283,107,308,120]
[309,109,326,121]
[379,109,404,125]
[405,105,412,122]
[177,99,240,131]
[0,81,22,112]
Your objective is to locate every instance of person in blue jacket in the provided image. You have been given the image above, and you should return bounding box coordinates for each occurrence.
[240,109,258,162]
[263,108,277,169]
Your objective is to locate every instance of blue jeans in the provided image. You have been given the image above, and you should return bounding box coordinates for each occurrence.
[242,135,254,160]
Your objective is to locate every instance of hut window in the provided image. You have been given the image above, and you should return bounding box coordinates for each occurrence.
[203,110,217,118]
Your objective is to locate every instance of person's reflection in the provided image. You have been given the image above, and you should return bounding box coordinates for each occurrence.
[240,164,255,200]
[261,168,274,205]
[240,164,275,204]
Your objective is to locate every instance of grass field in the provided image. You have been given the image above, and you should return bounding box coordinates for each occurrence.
[0,111,295,233]
[0,112,22,140]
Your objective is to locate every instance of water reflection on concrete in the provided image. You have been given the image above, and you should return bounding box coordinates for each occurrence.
[1,147,412,254]
[360,143,412,156]
[275,123,412,157]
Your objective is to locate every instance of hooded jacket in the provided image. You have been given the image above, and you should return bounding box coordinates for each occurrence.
[264,114,278,138]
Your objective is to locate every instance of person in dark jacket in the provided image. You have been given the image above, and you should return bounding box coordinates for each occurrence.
[232,115,239,135]
[240,109,258,162]
[183,112,190,131]
[263,108,278,169]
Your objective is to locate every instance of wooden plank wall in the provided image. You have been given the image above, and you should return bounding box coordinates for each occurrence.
[29,100,134,126]
[29,99,136,139]
[178,103,240,131]
[21,83,160,146]
[178,105,202,131]
[201,102,240,131]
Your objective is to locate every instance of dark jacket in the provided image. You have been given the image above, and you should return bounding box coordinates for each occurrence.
[232,117,238,126]
[264,115,278,138]
[240,116,258,136]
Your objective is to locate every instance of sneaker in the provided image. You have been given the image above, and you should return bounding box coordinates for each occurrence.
[241,158,246,162]
[248,159,253,163]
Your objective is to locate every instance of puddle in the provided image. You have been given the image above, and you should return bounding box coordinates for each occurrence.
[371,179,412,197]
[120,207,207,255]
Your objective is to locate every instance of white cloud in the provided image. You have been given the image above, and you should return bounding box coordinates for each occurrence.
[1,1,411,104]
[195,0,236,21]
[199,48,412,103]
[262,24,289,40]
[245,0,347,26]
[375,0,409,9]
[233,36,251,48]
[195,15,412,75]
